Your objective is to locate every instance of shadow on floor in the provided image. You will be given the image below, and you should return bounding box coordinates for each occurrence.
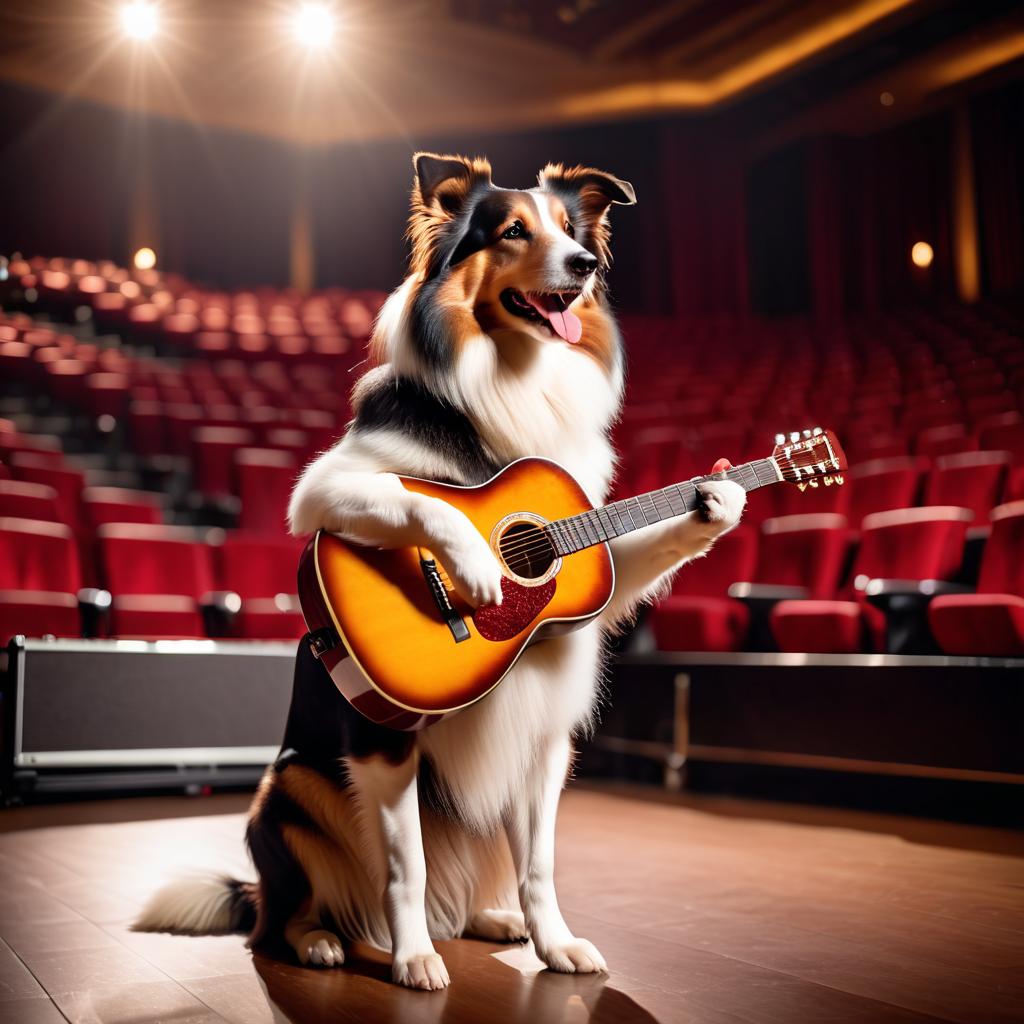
[252,940,663,1024]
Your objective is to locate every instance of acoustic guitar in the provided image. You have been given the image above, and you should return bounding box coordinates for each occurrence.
[298,428,847,730]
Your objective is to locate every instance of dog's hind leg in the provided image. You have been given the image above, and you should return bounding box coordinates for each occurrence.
[285,898,345,967]
[347,751,450,990]
[466,908,528,942]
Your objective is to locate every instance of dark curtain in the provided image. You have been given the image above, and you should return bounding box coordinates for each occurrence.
[971,80,1024,299]
[662,123,748,316]
[747,142,810,316]
[867,111,954,305]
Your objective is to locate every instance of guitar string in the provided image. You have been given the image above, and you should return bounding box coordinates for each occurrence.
[500,453,836,566]
[497,475,734,562]
[494,458,788,565]
[495,461,768,560]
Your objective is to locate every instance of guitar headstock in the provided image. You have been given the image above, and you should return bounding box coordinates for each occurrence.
[771,427,847,489]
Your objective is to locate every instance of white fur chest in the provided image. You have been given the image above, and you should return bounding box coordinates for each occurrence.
[455,336,621,504]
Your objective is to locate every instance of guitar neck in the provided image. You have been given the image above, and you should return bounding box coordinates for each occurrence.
[546,457,782,557]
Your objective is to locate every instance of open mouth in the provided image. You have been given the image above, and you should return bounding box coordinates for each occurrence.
[500,289,583,344]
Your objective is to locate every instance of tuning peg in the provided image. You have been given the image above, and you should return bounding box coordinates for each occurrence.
[802,429,811,439]
[775,433,786,445]
[812,426,823,436]
[789,431,800,443]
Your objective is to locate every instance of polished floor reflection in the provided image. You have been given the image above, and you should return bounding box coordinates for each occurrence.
[1,785,1022,1023]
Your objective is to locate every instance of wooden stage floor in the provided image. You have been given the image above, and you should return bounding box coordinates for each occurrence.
[1,784,1022,1024]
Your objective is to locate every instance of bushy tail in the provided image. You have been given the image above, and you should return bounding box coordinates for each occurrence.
[132,875,257,936]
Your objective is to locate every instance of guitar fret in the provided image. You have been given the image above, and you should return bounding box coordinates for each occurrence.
[546,443,825,555]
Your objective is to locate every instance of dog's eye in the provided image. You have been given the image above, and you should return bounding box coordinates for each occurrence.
[565,222,575,239]
[502,221,524,241]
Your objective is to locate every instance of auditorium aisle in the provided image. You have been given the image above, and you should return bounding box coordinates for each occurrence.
[0,785,1022,1024]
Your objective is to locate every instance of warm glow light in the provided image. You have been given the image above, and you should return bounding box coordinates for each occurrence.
[120,2,159,41]
[911,241,934,269]
[291,4,336,48]
[133,247,157,270]
[879,90,895,107]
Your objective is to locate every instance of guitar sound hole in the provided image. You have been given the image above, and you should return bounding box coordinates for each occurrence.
[498,521,556,581]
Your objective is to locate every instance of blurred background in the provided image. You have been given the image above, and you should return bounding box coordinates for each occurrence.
[0,0,1022,817]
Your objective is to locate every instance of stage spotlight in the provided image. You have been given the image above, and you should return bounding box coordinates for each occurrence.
[879,91,894,107]
[120,2,159,41]
[291,4,336,49]
[133,247,157,270]
[911,241,934,269]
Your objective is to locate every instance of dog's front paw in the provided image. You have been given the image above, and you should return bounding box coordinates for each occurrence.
[393,950,450,990]
[297,929,345,968]
[538,937,608,974]
[696,479,746,532]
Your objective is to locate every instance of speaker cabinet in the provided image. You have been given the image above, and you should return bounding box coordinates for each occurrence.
[1,637,296,800]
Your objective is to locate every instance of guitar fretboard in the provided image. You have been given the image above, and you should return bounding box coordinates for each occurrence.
[545,458,781,557]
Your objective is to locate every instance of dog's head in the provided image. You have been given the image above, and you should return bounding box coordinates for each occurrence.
[399,153,635,370]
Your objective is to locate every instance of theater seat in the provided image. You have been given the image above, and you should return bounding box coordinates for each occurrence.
[82,486,164,529]
[0,590,80,641]
[650,526,757,652]
[214,533,305,639]
[924,451,1009,523]
[98,524,213,638]
[929,501,1024,656]
[771,506,973,654]
[770,600,863,654]
[0,517,82,641]
[10,455,85,530]
[846,456,927,526]
[234,448,296,533]
[109,595,205,639]
[755,514,854,600]
[0,480,61,522]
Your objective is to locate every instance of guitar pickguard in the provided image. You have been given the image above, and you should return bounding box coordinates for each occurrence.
[473,576,556,641]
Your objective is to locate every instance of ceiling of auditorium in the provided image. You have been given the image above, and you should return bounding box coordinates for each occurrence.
[0,0,1020,144]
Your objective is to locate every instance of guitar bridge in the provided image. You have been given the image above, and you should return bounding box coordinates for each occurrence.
[419,551,470,643]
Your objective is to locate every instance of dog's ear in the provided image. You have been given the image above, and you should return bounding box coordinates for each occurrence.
[538,164,635,268]
[413,152,492,219]
[537,164,636,218]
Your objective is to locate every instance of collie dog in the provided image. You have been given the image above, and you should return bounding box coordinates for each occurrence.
[136,153,745,990]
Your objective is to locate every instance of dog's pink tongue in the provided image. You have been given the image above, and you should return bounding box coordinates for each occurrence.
[526,295,583,344]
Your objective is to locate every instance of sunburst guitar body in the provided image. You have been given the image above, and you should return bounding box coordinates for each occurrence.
[298,429,847,730]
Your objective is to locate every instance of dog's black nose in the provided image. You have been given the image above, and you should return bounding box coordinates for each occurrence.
[567,251,598,277]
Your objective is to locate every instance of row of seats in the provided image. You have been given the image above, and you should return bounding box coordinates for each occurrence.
[6,255,385,360]
[3,254,1022,657]
[0,519,306,643]
[651,502,1024,656]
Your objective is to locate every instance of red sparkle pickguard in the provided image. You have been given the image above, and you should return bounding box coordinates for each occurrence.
[473,576,556,641]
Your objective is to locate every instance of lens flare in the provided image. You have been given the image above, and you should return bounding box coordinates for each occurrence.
[292,4,335,49]
[133,247,157,270]
[911,241,934,269]
[120,2,159,41]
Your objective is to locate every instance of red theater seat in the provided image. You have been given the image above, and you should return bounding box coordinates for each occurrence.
[650,525,757,652]
[0,480,61,523]
[0,517,82,641]
[191,426,256,498]
[846,456,927,526]
[10,455,85,530]
[771,506,973,653]
[755,514,854,600]
[215,533,305,639]
[0,433,64,465]
[924,451,1010,523]
[929,501,1024,656]
[235,448,296,533]
[98,524,213,638]
[82,486,164,528]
